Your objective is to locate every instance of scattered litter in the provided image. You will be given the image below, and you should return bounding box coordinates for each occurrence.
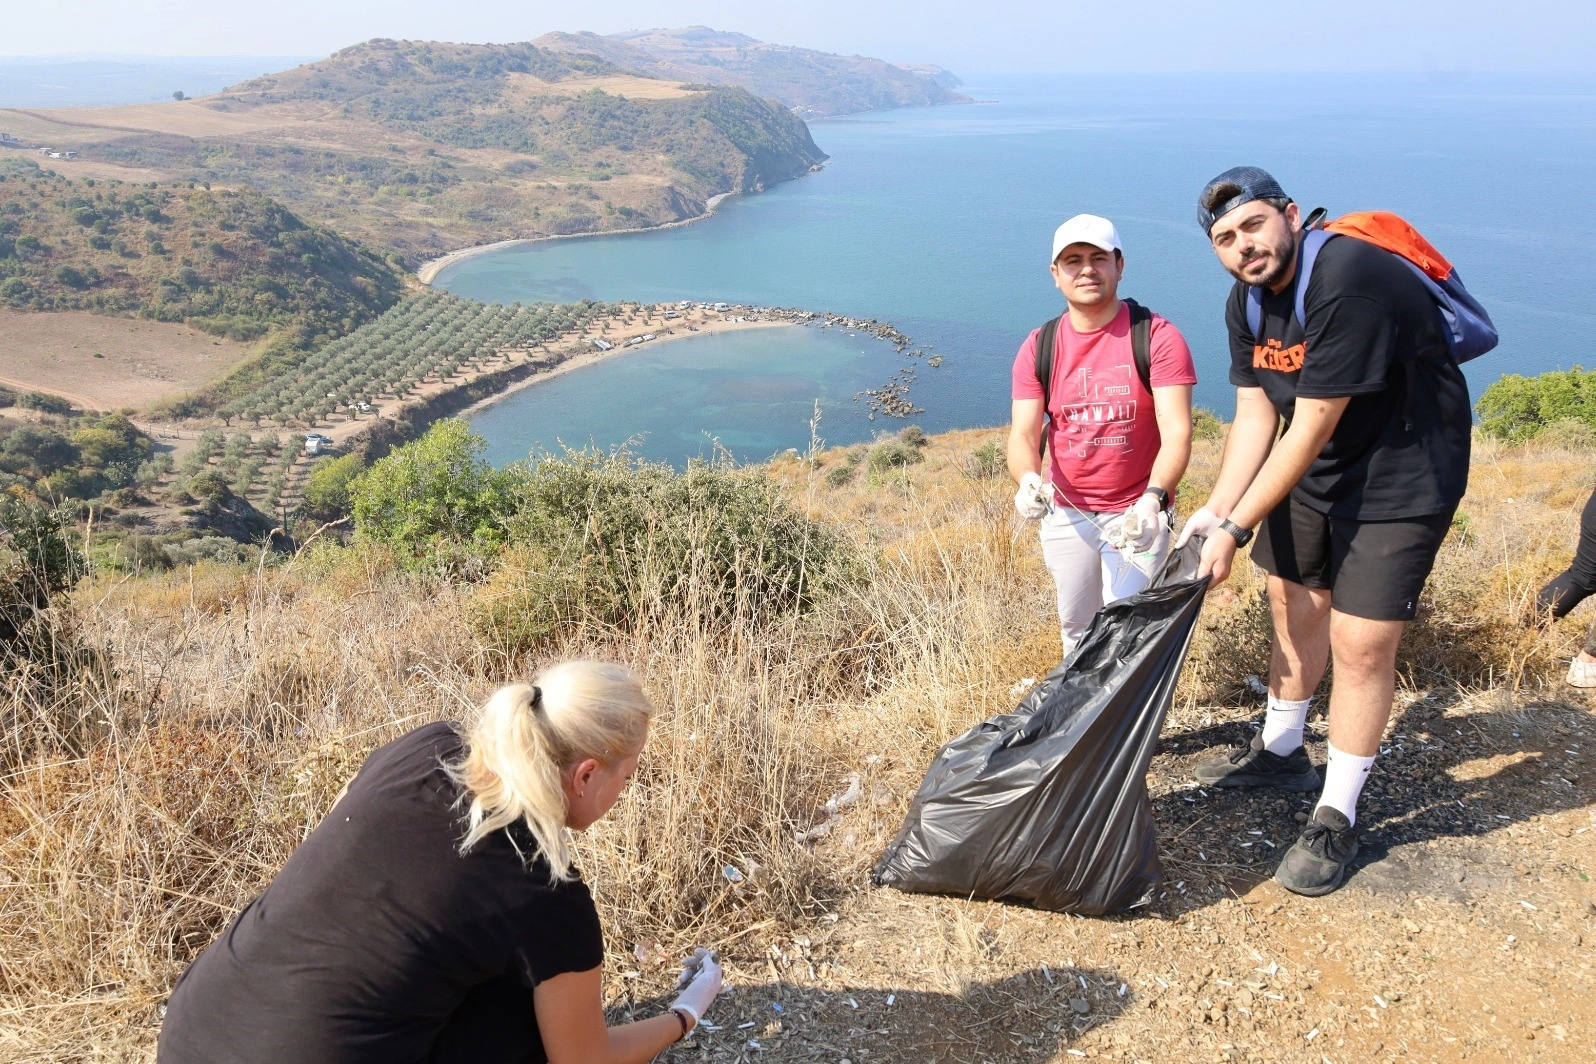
[847,997,858,1009]
[723,865,745,883]
[1521,901,1538,910]
[1495,815,1512,821]
[1245,674,1268,696]
[738,1022,756,1029]
[1010,677,1038,697]
[1078,975,1087,990]
[1248,830,1264,836]
[886,994,895,1006]
[1374,995,1388,1008]
[747,1040,761,1049]
[797,773,863,842]
[1306,1026,1320,1042]
[771,1002,784,1013]
[1042,965,1054,985]
[1117,982,1128,997]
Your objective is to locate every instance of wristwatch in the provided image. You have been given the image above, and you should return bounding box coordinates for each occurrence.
[1142,486,1171,510]
[1217,518,1254,547]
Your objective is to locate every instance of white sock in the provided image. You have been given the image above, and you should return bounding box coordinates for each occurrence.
[1261,695,1312,755]
[1316,742,1377,827]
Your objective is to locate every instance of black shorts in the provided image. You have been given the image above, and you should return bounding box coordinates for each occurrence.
[1251,496,1455,621]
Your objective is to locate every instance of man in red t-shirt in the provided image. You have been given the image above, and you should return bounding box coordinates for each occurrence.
[1007,214,1197,657]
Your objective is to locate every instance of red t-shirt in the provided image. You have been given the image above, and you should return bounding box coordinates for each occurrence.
[1011,302,1197,512]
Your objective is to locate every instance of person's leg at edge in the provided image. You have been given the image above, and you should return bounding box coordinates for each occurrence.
[1538,485,1596,621]
[1039,510,1109,659]
[1315,610,1406,824]
[1264,575,1331,754]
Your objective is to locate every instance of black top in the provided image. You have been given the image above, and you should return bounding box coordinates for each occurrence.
[157,722,604,1064]
[1226,235,1471,520]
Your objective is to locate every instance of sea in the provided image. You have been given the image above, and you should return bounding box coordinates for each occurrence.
[434,73,1596,468]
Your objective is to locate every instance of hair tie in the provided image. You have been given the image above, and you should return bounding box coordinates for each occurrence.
[529,685,544,712]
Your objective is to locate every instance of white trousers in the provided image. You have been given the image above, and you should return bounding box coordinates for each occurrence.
[1039,507,1172,658]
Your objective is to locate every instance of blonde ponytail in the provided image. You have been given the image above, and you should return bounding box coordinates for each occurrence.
[448,661,653,880]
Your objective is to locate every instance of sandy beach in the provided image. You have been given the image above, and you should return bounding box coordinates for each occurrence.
[456,313,789,419]
[414,191,741,286]
[310,306,795,451]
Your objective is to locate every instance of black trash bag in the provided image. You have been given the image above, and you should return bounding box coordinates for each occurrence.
[873,540,1210,914]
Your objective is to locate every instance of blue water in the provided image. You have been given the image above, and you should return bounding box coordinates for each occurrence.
[439,73,1596,466]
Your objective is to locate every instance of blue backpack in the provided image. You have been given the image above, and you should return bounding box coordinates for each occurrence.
[1245,209,1498,363]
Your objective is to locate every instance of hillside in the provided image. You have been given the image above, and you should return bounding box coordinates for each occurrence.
[2,427,1593,1060]
[0,157,403,342]
[0,38,829,259]
[535,26,971,118]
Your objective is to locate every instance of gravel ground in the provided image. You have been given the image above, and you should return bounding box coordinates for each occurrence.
[635,687,1593,1063]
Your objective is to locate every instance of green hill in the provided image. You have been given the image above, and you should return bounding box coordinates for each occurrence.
[13,38,828,259]
[536,26,970,118]
[0,158,403,343]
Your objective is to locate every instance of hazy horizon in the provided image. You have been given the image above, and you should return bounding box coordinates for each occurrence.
[4,2,1593,77]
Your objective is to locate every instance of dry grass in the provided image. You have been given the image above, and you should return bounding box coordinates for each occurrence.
[506,73,695,101]
[0,308,246,411]
[1,431,1592,1060]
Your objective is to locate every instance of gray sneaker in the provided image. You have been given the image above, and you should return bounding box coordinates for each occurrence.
[1193,735,1321,791]
[1274,807,1360,896]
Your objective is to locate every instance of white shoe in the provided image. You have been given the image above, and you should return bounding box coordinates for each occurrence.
[1569,657,1596,689]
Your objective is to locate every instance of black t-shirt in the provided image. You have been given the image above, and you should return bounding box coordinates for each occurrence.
[1226,235,1472,520]
[157,723,604,1064]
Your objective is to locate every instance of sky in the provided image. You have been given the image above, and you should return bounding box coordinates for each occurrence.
[5,1,1593,76]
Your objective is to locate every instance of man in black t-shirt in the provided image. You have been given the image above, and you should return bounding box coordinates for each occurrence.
[1174,166,1471,897]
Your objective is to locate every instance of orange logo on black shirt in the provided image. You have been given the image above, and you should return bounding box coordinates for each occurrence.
[1253,338,1306,373]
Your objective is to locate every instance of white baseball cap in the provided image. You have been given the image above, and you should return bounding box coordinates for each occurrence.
[1050,214,1122,264]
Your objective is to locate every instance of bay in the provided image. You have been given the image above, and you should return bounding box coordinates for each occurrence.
[439,73,1596,466]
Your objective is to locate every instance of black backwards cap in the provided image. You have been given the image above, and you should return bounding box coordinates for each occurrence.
[1196,166,1290,234]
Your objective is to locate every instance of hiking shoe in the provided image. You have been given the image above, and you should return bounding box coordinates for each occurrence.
[1569,656,1596,689]
[1274,807,1360,897]
[1193,736,1321,791]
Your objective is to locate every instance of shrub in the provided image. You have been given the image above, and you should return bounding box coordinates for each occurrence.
[964,437,1005,479]
[866,435,923,477]
[164,536,253,567]
[300,452,366,521]
[0,498,82,668]
[825,464,855,489]
[1533,418,1596,452]
[1192,407,1226,441]
[16,391,73,415]
[1476,367,1596,442]
[471,448,854,654]
[351,418,515,571]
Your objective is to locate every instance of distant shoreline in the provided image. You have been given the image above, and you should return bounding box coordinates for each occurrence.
[456,316,792,419]
[415,190,743,286]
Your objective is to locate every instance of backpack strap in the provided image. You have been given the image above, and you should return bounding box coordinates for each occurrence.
[1245,230,1334,340]
[1034,315,1061,459]
[1124,297,1153,395]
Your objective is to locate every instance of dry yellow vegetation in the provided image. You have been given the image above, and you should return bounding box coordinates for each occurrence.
[506,72,695,100]
[2,431,1592,1062]
[0,308,247,410]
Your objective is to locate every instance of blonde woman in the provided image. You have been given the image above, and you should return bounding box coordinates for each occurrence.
[158,661,722,1064]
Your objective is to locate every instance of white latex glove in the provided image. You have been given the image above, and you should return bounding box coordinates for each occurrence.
[1122,493,1165,552]
[1013,472,1051,520]
[670,947,724,1030]
[1174,506,1223,549]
